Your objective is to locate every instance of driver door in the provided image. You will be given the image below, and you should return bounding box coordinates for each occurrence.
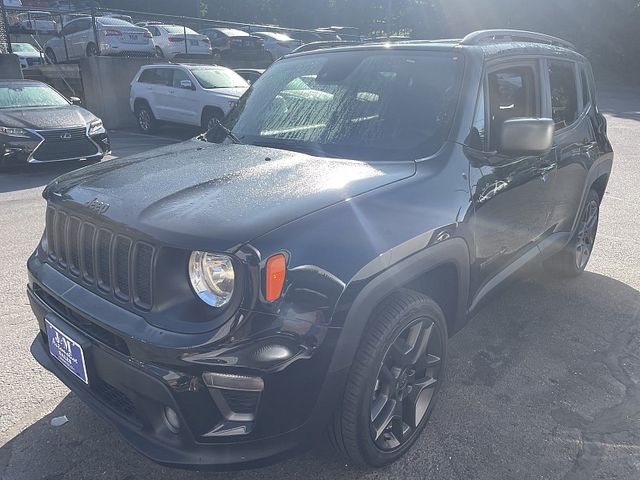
[467,59,557,299]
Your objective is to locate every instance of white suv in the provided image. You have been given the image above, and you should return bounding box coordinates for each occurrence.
[130,64,249,133]
[144,24,212,59]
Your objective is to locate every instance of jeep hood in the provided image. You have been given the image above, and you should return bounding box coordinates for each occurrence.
[45,140,416,251]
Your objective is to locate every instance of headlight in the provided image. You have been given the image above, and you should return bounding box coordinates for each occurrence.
[189,251,235,307]
[88,120,106,135]
[0,126,30,138]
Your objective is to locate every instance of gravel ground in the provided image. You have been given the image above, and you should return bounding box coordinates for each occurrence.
[1,90,640,480]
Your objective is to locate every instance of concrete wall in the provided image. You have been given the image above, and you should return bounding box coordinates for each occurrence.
[80,56,161,130]
[0,54,23,80]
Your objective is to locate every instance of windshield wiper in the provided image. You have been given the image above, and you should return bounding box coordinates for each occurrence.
[198,119,242,144]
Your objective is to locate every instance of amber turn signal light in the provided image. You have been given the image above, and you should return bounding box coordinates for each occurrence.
[265,254,286,302]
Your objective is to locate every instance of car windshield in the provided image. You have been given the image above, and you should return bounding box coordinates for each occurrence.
[0,84,68,109]
[97,17,133,26]
[11,43,38,53]
[223,50,464,161]
[190,68,249,89]
[163,25,198,35]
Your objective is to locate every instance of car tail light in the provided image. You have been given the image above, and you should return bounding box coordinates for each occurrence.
[265,254,286,302]
[143,30,152,38]
[103,29,122,36]
[168,36,184,42]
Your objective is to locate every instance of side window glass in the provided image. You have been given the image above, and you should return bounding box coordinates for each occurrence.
[487,66,537,151]
[138,69,155,84]
[76,19,90,33]
[158,69,174,87]
[61,22,74,35]
[548,60,578,129]
[173,69,191,88]
[580,67,591,110]
[148,26,159,36]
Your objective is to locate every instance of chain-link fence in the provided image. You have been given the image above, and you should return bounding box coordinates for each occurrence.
[0,3,361,64]
[0,2,10,54]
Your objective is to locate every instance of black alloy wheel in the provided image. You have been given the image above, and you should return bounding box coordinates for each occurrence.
[370,317,443,451]
[330,289,447,467]
[544,188,600,277]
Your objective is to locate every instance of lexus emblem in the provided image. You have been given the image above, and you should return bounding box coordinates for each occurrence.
[60,132,72,140]
[85,198,110,214]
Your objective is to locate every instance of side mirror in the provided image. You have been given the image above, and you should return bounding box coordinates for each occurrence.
[499,118,554,156]
[180,79,195,90]
[69,96,82,105]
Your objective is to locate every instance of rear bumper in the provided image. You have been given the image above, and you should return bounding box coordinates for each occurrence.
[27,255,347,470]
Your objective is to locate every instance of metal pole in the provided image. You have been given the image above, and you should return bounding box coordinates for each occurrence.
[1,2,12,53]
[61,13,69,62]
[183,19,187,55]
[91,7,100,55]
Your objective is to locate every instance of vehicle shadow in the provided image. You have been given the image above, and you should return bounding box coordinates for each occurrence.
[0,161,90,194]
[2,271,640,480]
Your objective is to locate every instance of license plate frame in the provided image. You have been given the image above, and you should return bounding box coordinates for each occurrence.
[46,319,89,384]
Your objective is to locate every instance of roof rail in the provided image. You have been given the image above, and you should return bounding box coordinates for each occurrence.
[460,29,575,50]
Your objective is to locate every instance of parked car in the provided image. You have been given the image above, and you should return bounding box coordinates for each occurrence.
[251,31,302,60]
[200,27,265,60]
[44,16,155,63]
[234,68,264,84]
[144,24,211,59]
[28,30,612,470]
[14,11,57,33]
[318,26,363,41]
[130,64,249,133]
[286,30,323,44]
[11,42,44,68]
[0,80,109,167]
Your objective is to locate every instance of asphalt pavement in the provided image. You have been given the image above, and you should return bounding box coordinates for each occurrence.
[1,92,640,480]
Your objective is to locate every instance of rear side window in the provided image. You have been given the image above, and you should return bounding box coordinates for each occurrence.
[548,60,578,129]
[138,68,173,86]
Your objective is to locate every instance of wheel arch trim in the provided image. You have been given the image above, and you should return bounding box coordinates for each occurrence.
[328,238,470,373]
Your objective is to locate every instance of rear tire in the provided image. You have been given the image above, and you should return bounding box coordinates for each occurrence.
[135,103,157,134]
[330,289,447,468]
[86,43,98,57]
[45,48,57,64]
[544,188,600,277]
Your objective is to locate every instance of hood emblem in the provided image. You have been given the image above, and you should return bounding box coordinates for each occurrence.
[85,198,110,214]
[60,132,73,140]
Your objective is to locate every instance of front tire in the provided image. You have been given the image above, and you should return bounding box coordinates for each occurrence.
[330,289,447,468]
[201,108,224,133]
[544,188,600,277]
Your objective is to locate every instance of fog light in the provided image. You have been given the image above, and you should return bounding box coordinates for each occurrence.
[253,344,292,363]
[163,406,180,433]
[202,372,264,392]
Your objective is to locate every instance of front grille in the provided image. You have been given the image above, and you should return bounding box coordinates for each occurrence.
[33,138,99,162]
[37,127,87,141]
[45,206,155,310]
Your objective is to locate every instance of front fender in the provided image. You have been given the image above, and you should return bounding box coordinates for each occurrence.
[328,237,470,373]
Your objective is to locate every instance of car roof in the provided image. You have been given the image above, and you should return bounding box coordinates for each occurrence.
[211,28,250,36]
[287,37,584,63]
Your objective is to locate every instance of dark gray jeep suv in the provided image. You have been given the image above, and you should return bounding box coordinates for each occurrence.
[28,30,613,469]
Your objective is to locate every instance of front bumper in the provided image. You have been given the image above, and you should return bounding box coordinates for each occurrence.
[27,256,346,469]
[0,130,110,166]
